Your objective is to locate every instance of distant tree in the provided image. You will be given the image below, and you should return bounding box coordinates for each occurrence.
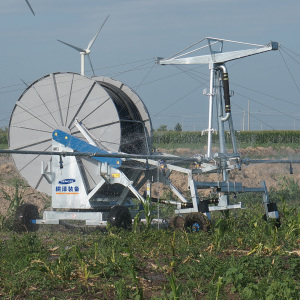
[157,125,168,132]
[174,123,182,132]
[0,127,8,133]
[0,127,8,146]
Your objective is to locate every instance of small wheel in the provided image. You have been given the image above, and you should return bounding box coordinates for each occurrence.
[107,206,132,229]
[184,212,210,233]
[169,216,185,230]
[14,204,39,233]
[262,214,281,228]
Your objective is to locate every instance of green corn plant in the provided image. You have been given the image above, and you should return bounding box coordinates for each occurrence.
[171,231,176,256]
[129,264,144,299]
[0,183,25,229]
[167,271,182,300]
[133,211,142,233]
[30,260,56,279]
[111,249,116,263]
[0,214,6,230]
[140,195,154,229]
[215,276,223,300]
[2,183,24,217]
[53,255,73,281]
[213,218,227,250]
[145,195,154,229]
[74,246,102,284]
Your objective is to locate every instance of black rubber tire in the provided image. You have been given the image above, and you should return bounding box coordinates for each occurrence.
[107,206,132,229]
[13,204,39,233]
[169,216,185,230]
[184,212,210,233]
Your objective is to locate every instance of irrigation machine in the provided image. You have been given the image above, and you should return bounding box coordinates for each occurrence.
[5,37,285,232]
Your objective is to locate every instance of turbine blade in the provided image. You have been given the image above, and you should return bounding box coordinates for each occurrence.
[57,39,86,53]
[25,0,35,16]
[87,15,109,50]
[87,54,95,76]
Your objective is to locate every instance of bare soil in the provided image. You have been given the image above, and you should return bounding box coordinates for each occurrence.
[0,146,299,216]
[0,155,50,216]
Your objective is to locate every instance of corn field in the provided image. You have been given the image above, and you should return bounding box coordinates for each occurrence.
[153,130,300,146]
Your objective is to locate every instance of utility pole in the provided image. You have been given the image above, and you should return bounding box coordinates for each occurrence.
[247,100,250,131]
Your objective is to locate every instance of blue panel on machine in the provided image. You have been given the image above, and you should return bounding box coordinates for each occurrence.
[52,130,122,168]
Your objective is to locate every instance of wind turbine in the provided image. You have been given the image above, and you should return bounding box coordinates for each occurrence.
[57,15,109,76]
[25,0,35,16]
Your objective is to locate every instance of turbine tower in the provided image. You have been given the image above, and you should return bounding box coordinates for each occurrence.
[25,0,35,15]
[57,15,109,76]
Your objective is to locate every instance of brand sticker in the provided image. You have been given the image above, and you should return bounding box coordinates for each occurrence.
[58,179,76,184]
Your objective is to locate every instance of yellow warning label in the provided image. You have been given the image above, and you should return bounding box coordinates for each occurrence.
[111,173,120,178]
[56,193,79,195]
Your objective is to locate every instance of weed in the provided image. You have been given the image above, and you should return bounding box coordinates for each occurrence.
[114,279,129,299]
[223,257,251,294]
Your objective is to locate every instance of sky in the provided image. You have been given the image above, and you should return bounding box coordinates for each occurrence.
[1,0,300,132]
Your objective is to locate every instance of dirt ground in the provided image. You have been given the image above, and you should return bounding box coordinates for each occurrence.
[0,146,299,216]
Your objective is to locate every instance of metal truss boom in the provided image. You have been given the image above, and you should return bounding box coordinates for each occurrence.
[159,40,279,66]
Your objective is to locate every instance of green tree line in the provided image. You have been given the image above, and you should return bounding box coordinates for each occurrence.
[0,127,8,146]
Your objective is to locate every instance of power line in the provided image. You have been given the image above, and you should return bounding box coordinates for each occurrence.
[279,49,300,95]
[280,45,300,58]
[231,100,275,130]
[0,58,154,92]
